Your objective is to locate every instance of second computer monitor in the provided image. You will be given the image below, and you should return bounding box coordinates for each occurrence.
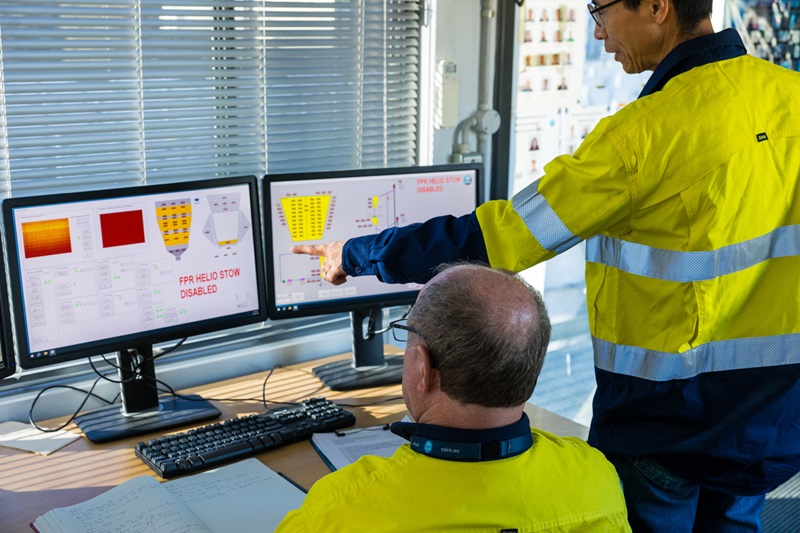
[264,164,482,390]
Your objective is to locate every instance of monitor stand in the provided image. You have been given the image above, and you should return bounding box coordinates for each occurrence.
[313,308,404,391]
[75,346,220,443]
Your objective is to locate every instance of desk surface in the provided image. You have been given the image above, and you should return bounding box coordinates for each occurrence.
[1,352,587,532]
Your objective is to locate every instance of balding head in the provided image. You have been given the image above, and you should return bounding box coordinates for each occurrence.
[407,263,551,408]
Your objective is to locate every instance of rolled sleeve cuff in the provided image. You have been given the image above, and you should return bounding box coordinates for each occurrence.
[342,235,378,277]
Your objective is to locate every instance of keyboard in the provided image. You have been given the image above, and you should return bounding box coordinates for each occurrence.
[134,396,356,478]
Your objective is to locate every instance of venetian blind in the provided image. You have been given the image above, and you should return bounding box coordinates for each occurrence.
[0,0,421,195]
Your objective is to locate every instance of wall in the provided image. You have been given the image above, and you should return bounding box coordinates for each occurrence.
[432,0,484,166]
[431,0,729,170]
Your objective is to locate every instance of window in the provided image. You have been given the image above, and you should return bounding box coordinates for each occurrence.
[0,0,423,195]
[0,0,425,420]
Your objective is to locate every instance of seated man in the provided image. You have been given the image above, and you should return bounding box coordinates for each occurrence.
[277,263,629,532]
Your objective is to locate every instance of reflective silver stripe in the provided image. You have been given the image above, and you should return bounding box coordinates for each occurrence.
[592,334,800,381]
[511,180,582,253]
[586,225,800,282]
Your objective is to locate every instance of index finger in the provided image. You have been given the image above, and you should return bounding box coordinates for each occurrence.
[291,244,324,256]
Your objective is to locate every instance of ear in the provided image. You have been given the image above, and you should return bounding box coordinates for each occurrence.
[648,0,670,24]
[416,343,440,393]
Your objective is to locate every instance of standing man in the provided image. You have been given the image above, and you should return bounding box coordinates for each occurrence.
[294,1,800,529]
[277,264,630,532]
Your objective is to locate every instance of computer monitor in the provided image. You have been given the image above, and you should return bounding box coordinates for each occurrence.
[0,246,16,380]
[2,175,267,442]
[263,164,482,390]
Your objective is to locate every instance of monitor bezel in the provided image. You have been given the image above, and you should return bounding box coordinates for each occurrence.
[262,163,483,322]
[0,246,16,379]
[3,175,268,370]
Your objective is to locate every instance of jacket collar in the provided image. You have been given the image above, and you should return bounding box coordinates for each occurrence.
[640,28,747,98]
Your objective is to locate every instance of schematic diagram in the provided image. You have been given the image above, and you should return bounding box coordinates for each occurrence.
[274,183,408,285]
[358,184,400,233]
[201,192,251,256]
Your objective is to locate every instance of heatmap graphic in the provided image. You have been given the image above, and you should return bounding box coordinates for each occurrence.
[22,218,71,259]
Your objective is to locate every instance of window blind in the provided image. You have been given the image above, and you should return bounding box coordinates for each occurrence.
[0,0,422,195]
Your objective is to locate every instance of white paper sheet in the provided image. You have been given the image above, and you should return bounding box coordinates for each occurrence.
[0,420,80,456]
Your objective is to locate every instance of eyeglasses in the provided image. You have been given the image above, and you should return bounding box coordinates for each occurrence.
[390,318,420,343]
[389,318,438,368]
[587,0,624,26]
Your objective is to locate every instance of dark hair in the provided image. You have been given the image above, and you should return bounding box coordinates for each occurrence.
[408,263,551,408]
[622,0,712,34]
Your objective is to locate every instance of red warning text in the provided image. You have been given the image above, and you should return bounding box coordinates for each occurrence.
[178,268,242,299]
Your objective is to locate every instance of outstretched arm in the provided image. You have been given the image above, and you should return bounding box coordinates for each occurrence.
[292,212,490,286]
[342,213,489,284]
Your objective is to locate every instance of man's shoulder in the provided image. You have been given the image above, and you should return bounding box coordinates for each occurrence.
[527,429,626,507]
[531,427,600,455]
[529,428,618,475]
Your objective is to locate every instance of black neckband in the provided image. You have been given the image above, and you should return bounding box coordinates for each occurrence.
[390,413,533,462]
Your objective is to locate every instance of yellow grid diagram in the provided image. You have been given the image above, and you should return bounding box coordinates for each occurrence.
[156,199,192,247]
[280,195,331,242]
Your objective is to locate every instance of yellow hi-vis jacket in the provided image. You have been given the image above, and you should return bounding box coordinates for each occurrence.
[475,36,800,494]
[277,426,629,532]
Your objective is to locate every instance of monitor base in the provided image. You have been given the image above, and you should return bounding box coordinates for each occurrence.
[75,394,221,443]
[313,355,404,391]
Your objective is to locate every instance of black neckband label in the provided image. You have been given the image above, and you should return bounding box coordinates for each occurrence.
[392,414,534,462]
[408,432,532,462]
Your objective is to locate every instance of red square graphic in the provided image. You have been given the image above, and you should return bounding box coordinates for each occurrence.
[100,210,146,248]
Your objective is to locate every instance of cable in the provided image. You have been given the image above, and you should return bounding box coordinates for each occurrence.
[152,337,187,361]
[371,306,412,336]
[133,362,302,408]
[152,378,271,406]
[261,364,282,409]
[28,355,402,433]
[335,396,404,408]
[89,354,135,385]
[28,376,117,433]
[29,341,192,434]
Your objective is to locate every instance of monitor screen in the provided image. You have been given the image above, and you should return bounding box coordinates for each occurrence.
[2,175,267,441]
[263,164,482,390]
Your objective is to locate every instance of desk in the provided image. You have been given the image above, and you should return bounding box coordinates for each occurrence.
[1,352,588,533]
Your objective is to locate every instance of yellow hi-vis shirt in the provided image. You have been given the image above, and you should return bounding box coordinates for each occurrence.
[276,428,630,532]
